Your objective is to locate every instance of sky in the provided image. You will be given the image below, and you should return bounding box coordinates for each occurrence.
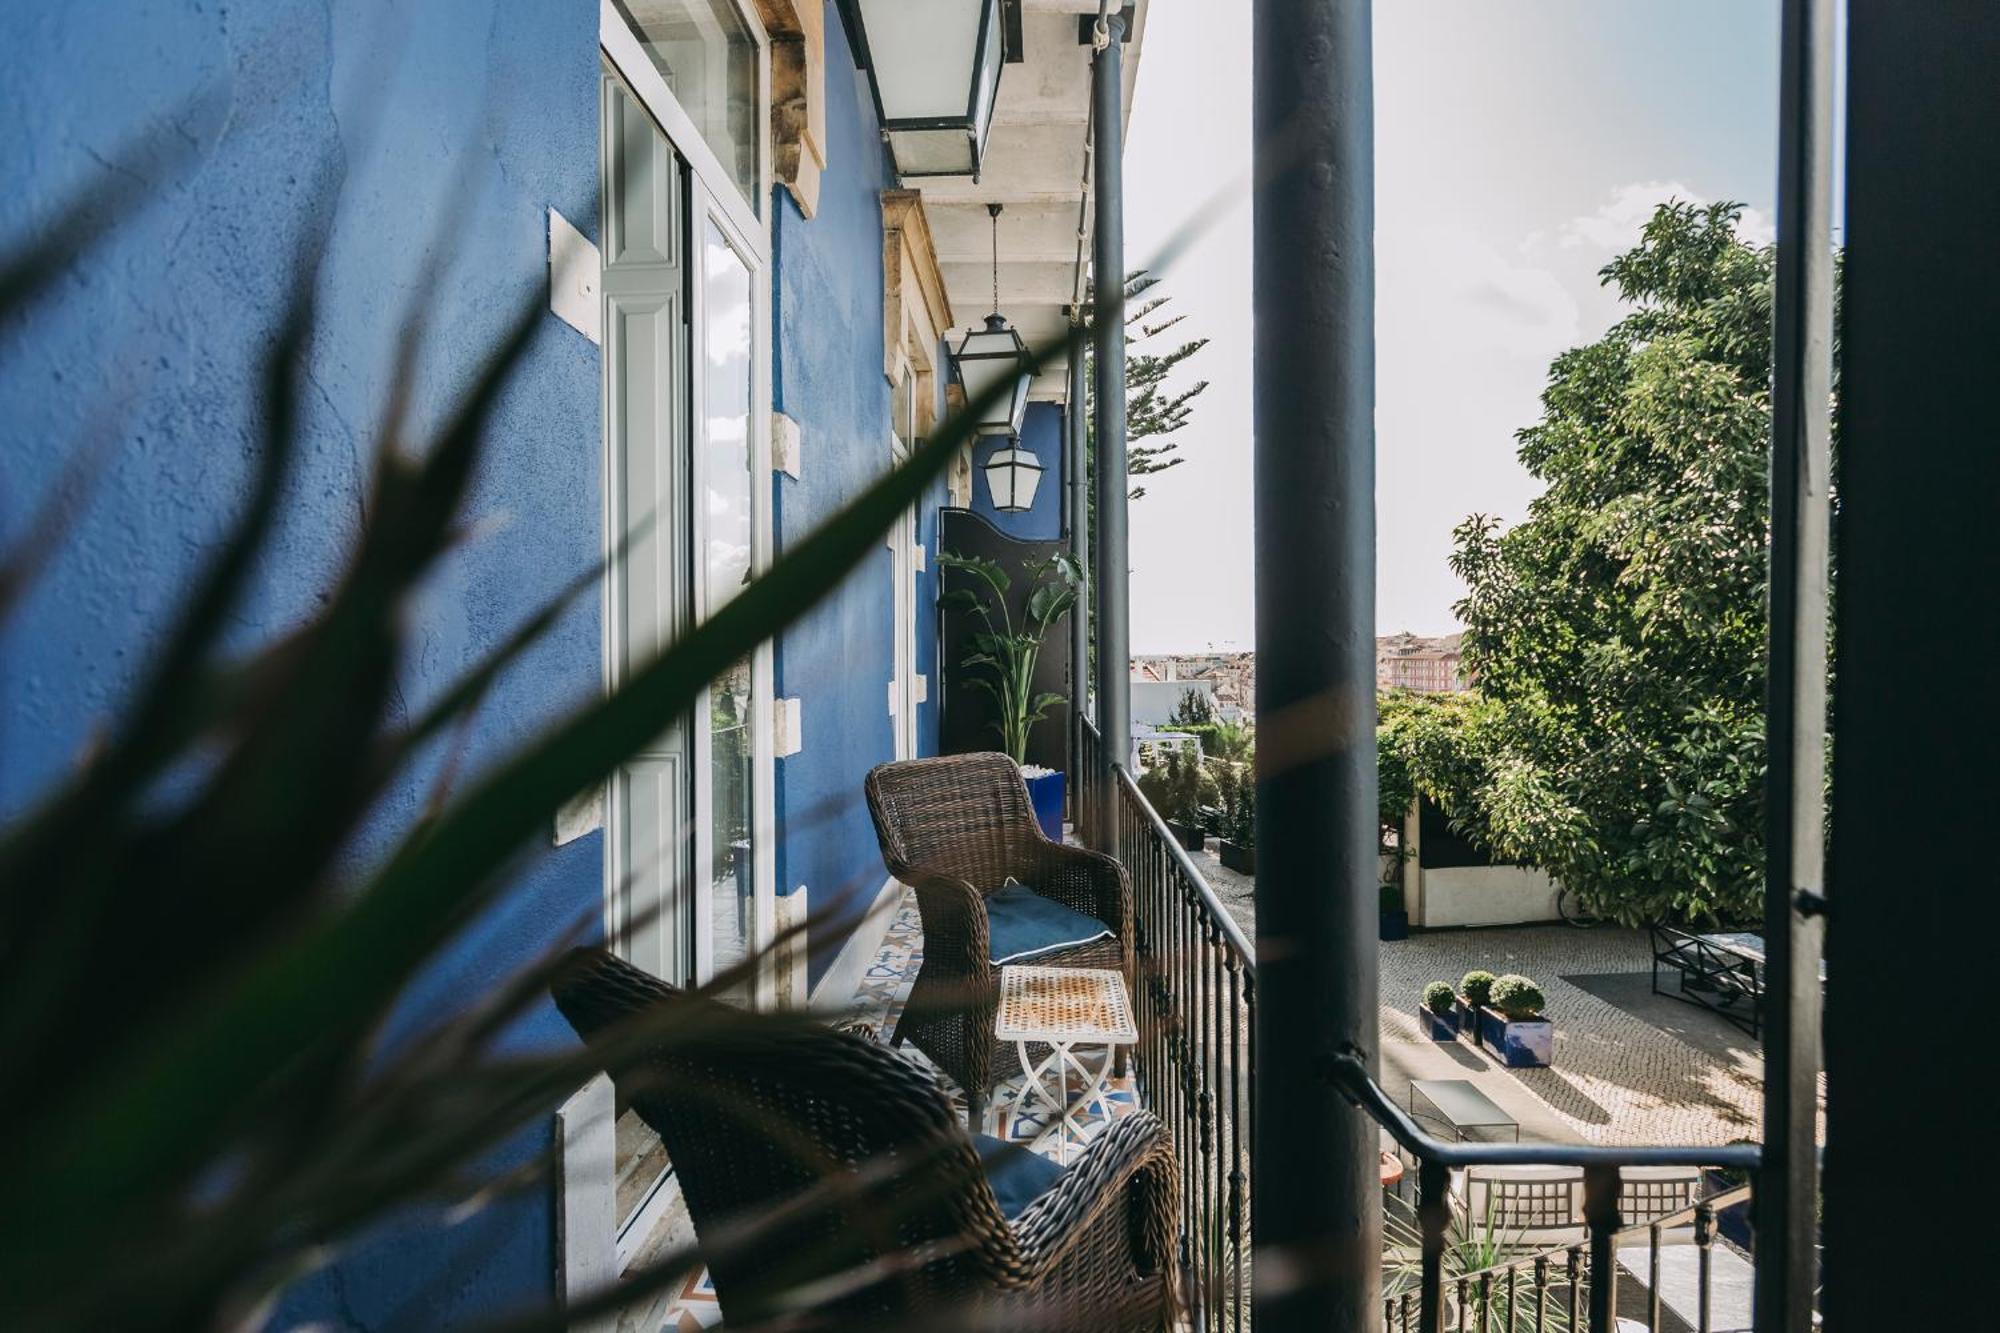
[1120,1,1785,651]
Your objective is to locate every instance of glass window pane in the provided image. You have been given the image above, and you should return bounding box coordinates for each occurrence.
[703,220,756,975]
[612,0,759,213]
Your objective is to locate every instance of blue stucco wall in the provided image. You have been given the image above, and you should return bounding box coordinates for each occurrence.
[772,3,948,988]
[969,399,1066,541]
[0,2,603,1327]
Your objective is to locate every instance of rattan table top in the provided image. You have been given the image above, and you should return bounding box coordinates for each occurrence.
[994,965,1137,1045]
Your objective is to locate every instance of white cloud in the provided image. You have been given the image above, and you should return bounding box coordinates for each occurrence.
[1387,225,1581,362]
[1560,180,1774,254]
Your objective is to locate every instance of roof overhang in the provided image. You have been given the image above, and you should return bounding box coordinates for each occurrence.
[915,0,1149,402]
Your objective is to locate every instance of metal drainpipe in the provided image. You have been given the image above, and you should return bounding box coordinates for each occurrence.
[1068,318,1091,748]
[1757,0,1834,1329]
[1090,10,1129,811]
[1252,0,1381,1329]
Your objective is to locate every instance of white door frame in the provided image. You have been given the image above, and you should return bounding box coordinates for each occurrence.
[600,0,774,998]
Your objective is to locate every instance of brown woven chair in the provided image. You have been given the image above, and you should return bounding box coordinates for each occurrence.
[864,752,1133,1131]
[551,947,1179,1330]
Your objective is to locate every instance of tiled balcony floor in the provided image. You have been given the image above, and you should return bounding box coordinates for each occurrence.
[663,887,1142,1330]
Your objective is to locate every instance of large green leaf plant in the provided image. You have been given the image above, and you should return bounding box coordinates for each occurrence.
[938,550,1079,764]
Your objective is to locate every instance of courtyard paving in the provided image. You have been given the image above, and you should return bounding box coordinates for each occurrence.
[1190,844,1821,1148]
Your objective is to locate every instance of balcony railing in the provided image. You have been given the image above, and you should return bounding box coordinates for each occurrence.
[1081,718,1794,1332]
[1077,718,1253,1332]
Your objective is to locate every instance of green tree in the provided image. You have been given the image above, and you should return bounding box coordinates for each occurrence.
[1168,686,1216,727]
[1447,199,1824,926]
[1084,270,1211,501]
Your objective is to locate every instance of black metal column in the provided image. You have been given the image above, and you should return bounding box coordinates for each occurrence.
[1251,1,1379,1329]
[1068,318,1091,734]
[1756,0,1833,1329]
[1090,13,1129,795]
[1827,5,2000,1329]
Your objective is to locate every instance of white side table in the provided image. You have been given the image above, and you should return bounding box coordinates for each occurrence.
[994,964,1138,1164]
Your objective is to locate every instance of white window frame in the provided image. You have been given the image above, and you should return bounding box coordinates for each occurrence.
[595,0,775,1275]
[601,0,771,266]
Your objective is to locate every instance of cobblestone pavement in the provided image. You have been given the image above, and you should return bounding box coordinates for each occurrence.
[1380,924,1825,1147]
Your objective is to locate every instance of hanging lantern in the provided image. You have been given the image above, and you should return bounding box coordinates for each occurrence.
[982,442,1045,513]
[838,0,1019,180]
[949,202,1033,438]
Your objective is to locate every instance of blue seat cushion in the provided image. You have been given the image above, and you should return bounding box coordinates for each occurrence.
[986,878,1113,966]
[972,1133,1067,1220]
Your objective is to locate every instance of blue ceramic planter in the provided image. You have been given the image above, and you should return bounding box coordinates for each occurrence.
[1477,1008,1554,1067]
[1420,1006,1457,1041]
[1023,769,1065,842]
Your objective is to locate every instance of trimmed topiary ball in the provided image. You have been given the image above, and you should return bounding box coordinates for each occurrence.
[1422,981,1457,1016]
[1489,974,1547,1020]
[1460,970,1497,1009]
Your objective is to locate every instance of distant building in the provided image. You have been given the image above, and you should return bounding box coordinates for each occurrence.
[1375,631,1469,693]
[1132,634,1466,719]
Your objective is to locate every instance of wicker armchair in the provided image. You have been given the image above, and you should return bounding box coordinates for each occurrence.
[551,948,1179,1330]
[864,752,1133,1130]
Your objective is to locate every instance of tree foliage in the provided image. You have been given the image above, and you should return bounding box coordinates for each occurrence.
[1168,686,1215,727]
[1084,270,1210,501]
[1442,199,1814,926]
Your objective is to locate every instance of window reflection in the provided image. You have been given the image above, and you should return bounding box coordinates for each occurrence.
[612,0,760,214]
[704,221,755,975]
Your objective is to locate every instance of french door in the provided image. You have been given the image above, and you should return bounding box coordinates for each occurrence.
[599,0,772,1257]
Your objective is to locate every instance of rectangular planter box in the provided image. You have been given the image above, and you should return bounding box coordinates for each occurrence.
[1456,997,1481,1042]
[1168,819,1207,853]
[1419,1006,1458,1041]
[1477,1007,1554,1067]
[1023,769,1065,842]
[1379,908,1409,941]
[1219,838,1256,874]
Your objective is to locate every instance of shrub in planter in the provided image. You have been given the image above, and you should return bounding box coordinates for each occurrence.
[1379,882,1409,941]
[1460,970,1497,1009]
[1489,975,1546,1020]
[1419,981,1458,1041]
[1138,746,1218,852]
[1458,970,1497,1042]
[1213,760,1256,873]
[1478,973,1554,1067]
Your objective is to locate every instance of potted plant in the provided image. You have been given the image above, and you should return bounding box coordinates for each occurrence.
[1419,982,1458,1041]
[939,550,1078,839]
[1138,745,1217,851]
[1459,970,1496,1042]
[1215,761,1256,874]
[1379,882,1409,941]
[1477,974,1554,1067]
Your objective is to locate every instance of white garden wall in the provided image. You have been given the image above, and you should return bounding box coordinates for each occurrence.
[1416,865,1562,928]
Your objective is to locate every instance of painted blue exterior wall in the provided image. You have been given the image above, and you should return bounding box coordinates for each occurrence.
[771,3,948,989]
[1,0,957,1317]
[0,2,603,1326]
[969,399,1066,541]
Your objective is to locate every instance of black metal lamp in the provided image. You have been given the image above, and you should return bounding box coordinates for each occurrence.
[838,0,1020,180]
[982,441,1045,513]
[950,203,1033,440]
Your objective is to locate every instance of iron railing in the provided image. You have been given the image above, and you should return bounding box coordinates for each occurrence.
[1076,720,1252,1332]
[1340,1057,1775,1332]
[1084,719,1793,1332]
[1380,1178,1753,1333]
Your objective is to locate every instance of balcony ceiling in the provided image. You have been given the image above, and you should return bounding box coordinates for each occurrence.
[919,0,1150,401]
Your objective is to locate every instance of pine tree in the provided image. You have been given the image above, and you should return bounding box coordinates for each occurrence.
[1084,270,1210,501]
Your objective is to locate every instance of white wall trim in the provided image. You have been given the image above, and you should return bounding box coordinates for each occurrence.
[809,876,903,1014]
[554,1077,619,1333]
